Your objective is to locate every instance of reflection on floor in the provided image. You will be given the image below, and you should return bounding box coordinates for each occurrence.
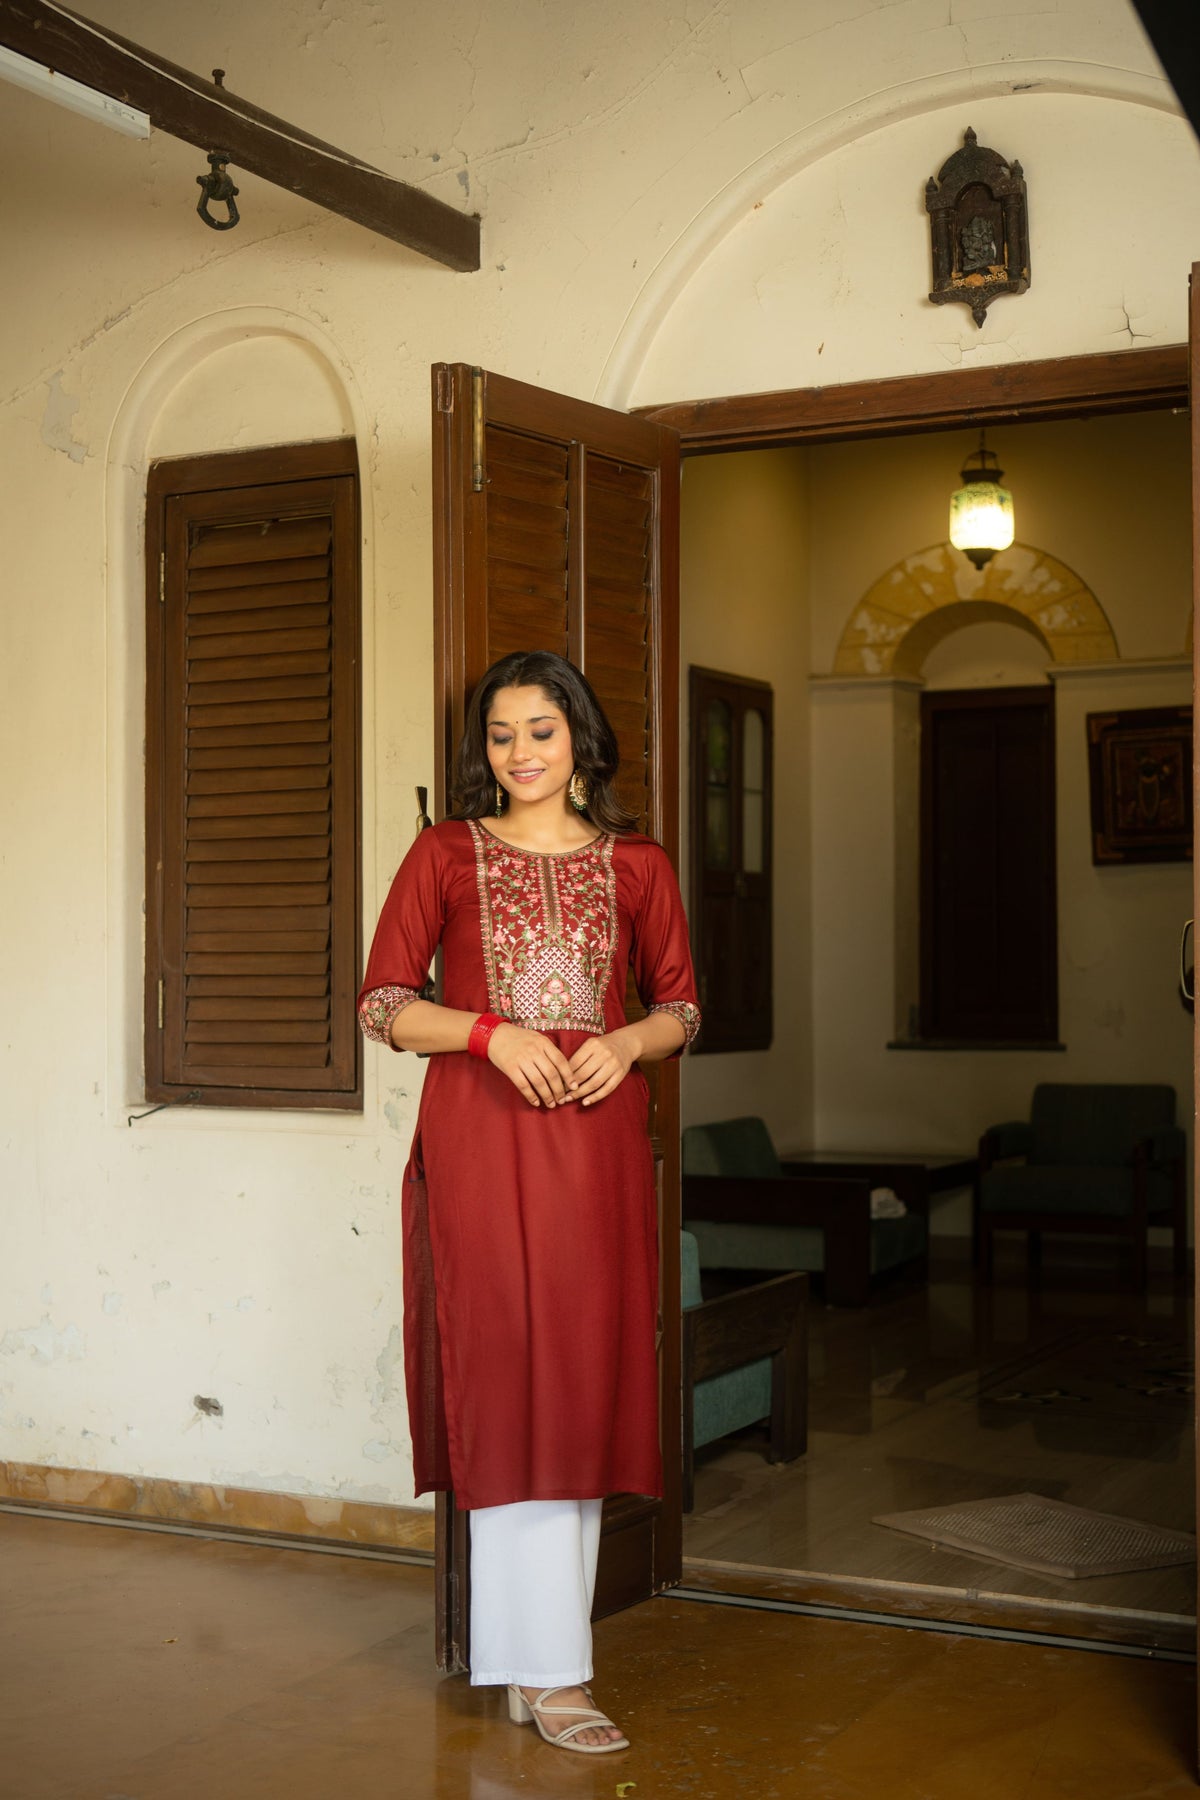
[2,1506,1196,1799]
[685,1241,1196,1630]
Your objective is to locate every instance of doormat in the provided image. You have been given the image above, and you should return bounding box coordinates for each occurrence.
[872,1493,1196,1579]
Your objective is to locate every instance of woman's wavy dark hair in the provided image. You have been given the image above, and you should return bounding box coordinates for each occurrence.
[451,651,639,834]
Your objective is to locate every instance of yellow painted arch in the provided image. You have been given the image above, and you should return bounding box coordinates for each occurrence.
[832,542,1118,677]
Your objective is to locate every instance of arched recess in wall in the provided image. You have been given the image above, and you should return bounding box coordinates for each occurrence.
[597,65,1179,407]
[102,310,373,1120]
[831,542,1118,678]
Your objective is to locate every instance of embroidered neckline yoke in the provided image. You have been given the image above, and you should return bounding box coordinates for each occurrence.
[468,818,618,1034]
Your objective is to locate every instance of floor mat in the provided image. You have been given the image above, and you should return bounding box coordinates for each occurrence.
[872,1493,1197,1579]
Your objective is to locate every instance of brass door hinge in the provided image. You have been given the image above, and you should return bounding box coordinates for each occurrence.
[471,367,484,492]
[157,978,164,1029]
[158,551,166,604]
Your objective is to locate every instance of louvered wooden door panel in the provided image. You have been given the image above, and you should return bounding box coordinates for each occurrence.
[432,364,681,1671]
[583,455,654,832]
[483,429,571,664]
[147,455,361,1109]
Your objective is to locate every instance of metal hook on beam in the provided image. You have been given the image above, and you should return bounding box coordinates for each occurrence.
[196,125,240,231]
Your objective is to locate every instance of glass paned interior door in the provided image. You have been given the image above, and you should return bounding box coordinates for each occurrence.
[742,706,765,875]
[705,699,733,869]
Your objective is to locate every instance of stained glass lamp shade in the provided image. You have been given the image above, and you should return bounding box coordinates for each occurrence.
[949,436,1014,570]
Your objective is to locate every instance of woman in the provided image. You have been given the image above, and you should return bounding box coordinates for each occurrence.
[357,650,699,1756]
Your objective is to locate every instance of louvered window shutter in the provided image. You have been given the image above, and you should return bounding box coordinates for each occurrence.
[146,446,361,1109]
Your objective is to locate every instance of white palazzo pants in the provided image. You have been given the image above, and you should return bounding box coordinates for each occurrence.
[468,1498,604,1688]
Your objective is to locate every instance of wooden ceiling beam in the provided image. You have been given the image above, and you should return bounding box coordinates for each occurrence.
[0,0,480,270]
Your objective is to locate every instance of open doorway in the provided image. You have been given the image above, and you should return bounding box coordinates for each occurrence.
[673,401,1194,1651]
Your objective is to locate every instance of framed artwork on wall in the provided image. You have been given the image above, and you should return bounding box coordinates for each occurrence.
[1086,706,1193,865]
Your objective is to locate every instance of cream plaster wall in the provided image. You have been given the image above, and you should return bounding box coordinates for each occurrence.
[809,411,1194,672]
[678,450,812,1150]
[629,93,1200,404]
[920,619,1052,689]
[1,0,1195,1505]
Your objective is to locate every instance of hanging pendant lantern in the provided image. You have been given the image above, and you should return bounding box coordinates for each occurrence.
[949,431,1014,569]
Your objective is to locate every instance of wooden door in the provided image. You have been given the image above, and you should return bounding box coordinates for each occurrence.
[431,364,682,1672]
[1191,264,1200,1774]
[920,687,1058,1043]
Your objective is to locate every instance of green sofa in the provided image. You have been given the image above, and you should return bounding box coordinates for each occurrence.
[681,1116,929,1307]
[681,1229,807,1513]
[975,1083,1188,1284]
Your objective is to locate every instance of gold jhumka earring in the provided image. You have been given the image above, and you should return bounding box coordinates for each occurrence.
[568,769,589,813]
[495,781,505,816]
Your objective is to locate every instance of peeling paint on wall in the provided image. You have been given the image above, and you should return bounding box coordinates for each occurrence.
[0,1319,86,1363]
[361,1438,397,1462]
[40,372,86,463]
[371,1325,404,1413]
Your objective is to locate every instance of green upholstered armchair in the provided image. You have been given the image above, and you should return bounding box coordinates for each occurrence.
[681,1230,807,1513]
[681,1116,928,1307]
[975,1083,1188,1285]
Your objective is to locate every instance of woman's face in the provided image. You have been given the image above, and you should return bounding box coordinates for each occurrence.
[485,685,575,812]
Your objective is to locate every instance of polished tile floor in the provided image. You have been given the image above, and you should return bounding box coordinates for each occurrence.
[2,1506,1198,1799]
[686,1244,1196,1624]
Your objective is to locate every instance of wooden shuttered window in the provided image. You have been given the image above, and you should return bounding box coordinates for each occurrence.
[145,442,362,1109]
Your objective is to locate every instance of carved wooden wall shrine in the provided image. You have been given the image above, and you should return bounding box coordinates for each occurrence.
[925,127,1029,328]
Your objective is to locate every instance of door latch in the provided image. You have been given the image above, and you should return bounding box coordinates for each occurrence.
[1180,919,1193,1004]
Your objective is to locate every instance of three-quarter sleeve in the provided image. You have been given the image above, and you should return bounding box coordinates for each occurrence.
[357,827,446,1050]
[630,842,701,1056]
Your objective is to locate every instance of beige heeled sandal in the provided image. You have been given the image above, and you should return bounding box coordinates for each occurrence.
[507,1684,629,1754]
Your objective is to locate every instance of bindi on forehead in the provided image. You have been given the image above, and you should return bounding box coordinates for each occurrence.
[486,688,564,729]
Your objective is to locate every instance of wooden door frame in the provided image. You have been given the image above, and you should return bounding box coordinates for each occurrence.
[640,338,1194,1629]
[634,344,1187,449]
[1191,268,1199,1776]
[427,341,1189,1668]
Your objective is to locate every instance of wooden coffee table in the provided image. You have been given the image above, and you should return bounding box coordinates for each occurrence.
[682,1152,979,1308]
[779,1150,978,1210]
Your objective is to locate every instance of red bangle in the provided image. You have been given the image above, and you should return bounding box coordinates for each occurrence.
[467,1012,505,1059]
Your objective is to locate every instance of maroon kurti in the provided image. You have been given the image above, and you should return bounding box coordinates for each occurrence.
[358,819,700,1511]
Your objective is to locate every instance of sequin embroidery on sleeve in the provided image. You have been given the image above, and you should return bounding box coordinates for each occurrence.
[358,985,424,1049]
[647,999,701,1049]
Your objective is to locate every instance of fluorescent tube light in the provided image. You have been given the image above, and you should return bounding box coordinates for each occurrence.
[0,44,150,138]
